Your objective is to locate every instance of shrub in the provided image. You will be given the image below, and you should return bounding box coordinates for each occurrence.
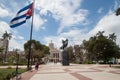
[7,66,12,69]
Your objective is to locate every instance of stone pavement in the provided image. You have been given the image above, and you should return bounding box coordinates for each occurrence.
[23,63,120,80]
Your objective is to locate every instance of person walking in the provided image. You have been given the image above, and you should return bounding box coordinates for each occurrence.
[35,61,39,70]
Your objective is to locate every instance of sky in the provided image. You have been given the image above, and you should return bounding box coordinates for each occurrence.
[0,0,120,51]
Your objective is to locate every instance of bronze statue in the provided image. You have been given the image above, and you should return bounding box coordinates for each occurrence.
[60,38,69,66]
[60,39,68,50]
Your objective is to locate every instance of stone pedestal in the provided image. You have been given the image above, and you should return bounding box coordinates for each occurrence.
[62,50,69,66]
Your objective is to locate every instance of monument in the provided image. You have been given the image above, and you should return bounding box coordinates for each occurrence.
[60,39,69,66]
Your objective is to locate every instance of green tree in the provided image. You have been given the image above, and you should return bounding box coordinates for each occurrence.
[24,40,49,63]
[0,48,4,52]
[2,31,12,62]
[84,31,120,64]
[84,36,98,62]
[0,48,4,62]
[66,46,75,63]
[81,40,90,62]
[42,45,50,56]
[116,7,120,16]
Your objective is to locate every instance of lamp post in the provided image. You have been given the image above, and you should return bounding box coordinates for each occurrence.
[30,43,34,71]
[15,49,20,80]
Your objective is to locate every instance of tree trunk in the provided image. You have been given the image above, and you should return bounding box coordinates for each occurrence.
[4,40,9,62]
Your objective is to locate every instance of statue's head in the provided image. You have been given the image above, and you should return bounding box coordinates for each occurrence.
[60,38,68,50]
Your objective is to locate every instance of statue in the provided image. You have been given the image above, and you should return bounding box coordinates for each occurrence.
[60,38,69,66]
[60,39,68,50]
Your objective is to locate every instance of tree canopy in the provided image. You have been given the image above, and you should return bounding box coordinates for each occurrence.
[116,7,120,16]
[82,31,120,63]
[24,40,49,61]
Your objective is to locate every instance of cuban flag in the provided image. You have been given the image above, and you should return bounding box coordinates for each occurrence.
[10,3,33,28]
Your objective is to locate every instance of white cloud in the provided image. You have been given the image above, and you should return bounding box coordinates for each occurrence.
[0,21,10,35]
[0,5,9,17]
[9,38,25,51]
[18,36,24,40]
[89,13,120,34]
[43,29,87,48]
[88,11,120,45]
[2,0,120,51]
[58,9,88,33]
[9,30,26,51]
[44,36,63,48]
[35,0,88,33]
[33,13,46,31]
[44,11,120,48]
[60,29,87,44]
[97,8,103,14]
[114,0,120,11]
[43,2,120,48]
[0,21,24,51]
[0,7,9,17]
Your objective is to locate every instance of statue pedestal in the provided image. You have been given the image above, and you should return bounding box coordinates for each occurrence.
[62,50,69,66]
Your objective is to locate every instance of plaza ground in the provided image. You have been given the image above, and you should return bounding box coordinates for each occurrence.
[10,63,120,80]
[0,63,119,80]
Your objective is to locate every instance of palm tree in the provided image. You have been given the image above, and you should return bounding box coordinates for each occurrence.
[116,8,120,16]
[2,31,12,62]
[109,33,116,42]
[0,47,4,62]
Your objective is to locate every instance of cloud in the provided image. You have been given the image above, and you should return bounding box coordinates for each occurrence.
[97,8,103,14]
[88,11,120,45]
[0,21,10,35]
[58,9,88,33]
[0,4,9,17]
[35,0,88,33]
[9,29,26,51]
[9,38,25,51]
[18,36,24,40]
[43,29,87,48]
[43,0,120,48]
[1,0,120,51]
[114,0,120,11]
[33,13,46,31]
[89,13,120,34]
[0,21,25,51]
[44,36,63,48]
[43,11,120,48]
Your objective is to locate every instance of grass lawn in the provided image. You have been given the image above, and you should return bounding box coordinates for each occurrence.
[113,66,120,68]
[0,68,26,80]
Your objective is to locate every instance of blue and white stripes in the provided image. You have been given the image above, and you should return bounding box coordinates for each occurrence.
[10,3,33,28]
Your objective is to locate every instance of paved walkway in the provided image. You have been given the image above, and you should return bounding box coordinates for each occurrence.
[21,63,120,80]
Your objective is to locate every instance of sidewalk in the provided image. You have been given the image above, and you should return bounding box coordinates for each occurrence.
[21,63,120,80]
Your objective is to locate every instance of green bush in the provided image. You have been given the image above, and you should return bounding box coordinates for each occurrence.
[0,68,26,80]
[7,66,12,69]
[72,60,80,64]
[6,73,11,80]
[84,61,94,64]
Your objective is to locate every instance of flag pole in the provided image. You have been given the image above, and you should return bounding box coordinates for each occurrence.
[27,0,35,70]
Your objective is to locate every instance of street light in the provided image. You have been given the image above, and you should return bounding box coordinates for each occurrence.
[30,43,34,71]
[15,49,20,80]
[27,42,34,71]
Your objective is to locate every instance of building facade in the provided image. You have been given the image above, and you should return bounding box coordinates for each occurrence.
[0,38,8,54]
[49,41,61,63]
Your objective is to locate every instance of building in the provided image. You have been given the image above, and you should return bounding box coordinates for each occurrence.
[0,38,8,54]
[0,39,4,47]
[49,41,61,63]
[0,37,9,62]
